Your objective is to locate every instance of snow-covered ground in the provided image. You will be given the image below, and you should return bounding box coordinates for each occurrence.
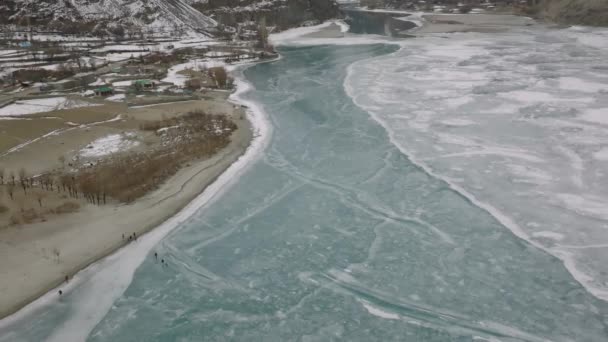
[112,80,133,87]
[90,45,150,53]
[79,132,139,158]
[102,52,150,62]
[162,58,227,87]
[0,97,100,116]
[0,50,19,56]
[106,94,126,102]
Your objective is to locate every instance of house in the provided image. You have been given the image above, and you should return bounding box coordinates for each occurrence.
[94,86,113,96]
[133,79,155,90]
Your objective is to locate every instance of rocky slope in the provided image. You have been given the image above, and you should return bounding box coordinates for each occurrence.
[0,0,340,36]
[177,0,338,31]
[0,0,217,36]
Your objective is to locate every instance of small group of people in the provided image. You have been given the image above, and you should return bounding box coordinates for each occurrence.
[122,232,138,242]
[154,252,168,267]
[58,235,166,298]
[58,275,69,296]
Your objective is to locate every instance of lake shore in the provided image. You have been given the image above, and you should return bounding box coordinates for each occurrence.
[0,9,537,322]
[0,99,253,320]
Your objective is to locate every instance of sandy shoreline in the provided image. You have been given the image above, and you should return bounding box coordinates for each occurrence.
[0,100,253,320]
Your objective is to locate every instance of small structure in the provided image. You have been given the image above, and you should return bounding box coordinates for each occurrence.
[133,79,156,91]
[94,86,114,96]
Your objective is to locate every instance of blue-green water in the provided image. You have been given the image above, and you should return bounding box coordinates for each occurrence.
[3,43,608,341]
[92,45,608,340]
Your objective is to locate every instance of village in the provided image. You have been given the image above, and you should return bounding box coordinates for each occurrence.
[0,21,275,103]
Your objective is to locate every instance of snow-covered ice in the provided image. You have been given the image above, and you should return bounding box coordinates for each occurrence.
[345,27,608,300]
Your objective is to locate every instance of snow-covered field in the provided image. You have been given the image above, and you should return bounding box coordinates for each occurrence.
[90,45,150,53]
[102,52,150,62]
[0,97,100,116]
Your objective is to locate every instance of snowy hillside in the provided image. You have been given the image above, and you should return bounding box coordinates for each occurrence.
[191,0,339,30]
[1,0,216,35]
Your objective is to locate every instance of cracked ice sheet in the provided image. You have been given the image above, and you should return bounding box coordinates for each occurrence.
[345,28,608,299]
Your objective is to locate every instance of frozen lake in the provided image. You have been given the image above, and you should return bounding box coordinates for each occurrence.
[2,24,608,341]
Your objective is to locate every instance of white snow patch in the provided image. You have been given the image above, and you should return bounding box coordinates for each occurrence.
[498,91,594,104]
[556,193,608,221]
[162,59,226,87]
[80,133,139,158]
[440,118,475,126]
[270,22,333,45]
[445,96,473,108]
[532,231,565,241]
[336,20,350,33]
[559,77,608,93]
[360,301,400,320]
[157,125,179,133]
[112,81,133,87]
[106,94,126,102]
[581,108,608,125]
[593,148,608,161]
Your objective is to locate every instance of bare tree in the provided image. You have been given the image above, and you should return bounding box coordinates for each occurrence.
[18,168,27,195]
[54,176,62,193]
[47,176,54,191]
[209,67,228,89]
[36,193,46,207]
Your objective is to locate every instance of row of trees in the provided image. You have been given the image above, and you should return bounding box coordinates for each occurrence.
[0,163,99,205]
[0,167,33,200]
